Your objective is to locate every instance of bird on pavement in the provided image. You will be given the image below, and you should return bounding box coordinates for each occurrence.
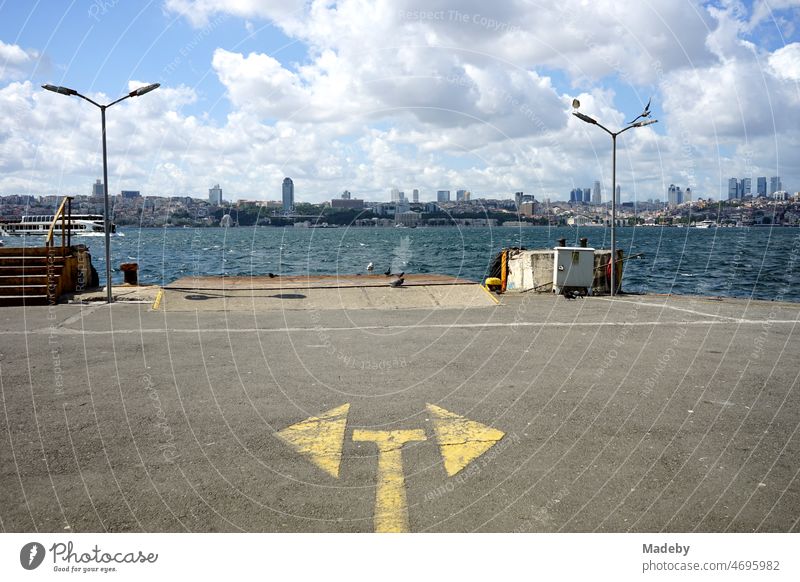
[389,276,404,288]
[367,261,374,273]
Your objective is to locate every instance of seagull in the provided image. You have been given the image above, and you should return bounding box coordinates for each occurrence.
[384,269,392,276]
[627,97,652,124]
[367,262,374,273]
[268,273,276,278]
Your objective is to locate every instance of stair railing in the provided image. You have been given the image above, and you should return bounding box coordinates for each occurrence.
[44,196,73,304]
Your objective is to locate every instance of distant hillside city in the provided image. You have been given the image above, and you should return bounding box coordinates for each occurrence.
[1,175,799,228]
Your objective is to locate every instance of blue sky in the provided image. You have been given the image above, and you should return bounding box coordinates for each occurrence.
[0,1,798,202]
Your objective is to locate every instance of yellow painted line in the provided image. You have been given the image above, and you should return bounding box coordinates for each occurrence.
[152,289,164,310]
[276,404,350,478]
[426,404,505,476]
[352,429,426,533]
[480,285,500,304]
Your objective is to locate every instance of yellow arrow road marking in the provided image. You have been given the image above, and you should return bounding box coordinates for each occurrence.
[352,429,427,533]
[276,404,350,478]
[426,404,505,476]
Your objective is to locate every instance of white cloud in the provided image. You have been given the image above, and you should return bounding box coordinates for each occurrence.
[769,42,800,81]
[0,41,39,80]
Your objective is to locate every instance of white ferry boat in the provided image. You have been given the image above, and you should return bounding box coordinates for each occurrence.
[0,214,115,236]
[694,220,717,229]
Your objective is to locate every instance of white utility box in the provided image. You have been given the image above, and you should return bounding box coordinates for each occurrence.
[552,246,595,294]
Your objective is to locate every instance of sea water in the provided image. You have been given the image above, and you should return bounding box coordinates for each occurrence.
[21,225,800,302]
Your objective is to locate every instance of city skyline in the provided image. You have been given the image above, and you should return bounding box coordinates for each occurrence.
[0,2,798,203]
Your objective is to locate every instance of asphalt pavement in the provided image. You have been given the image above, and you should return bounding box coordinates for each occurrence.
[1,290,798,532]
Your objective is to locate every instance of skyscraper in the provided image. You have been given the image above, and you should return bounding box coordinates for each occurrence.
[390,188,401,202]
[456,189,467,201]
[209,184,223,205]
[615,184,621,205]
[437,190,450,202]
[412,189,419,203]
[757,177,767,197]
[728,178,739,200]
[684,187,692,203]
[92,179,103,198]
[740,177,751,197]
[770,176,782,195]
[592,181,601,204]
[667,184,683,207]
[282,177,294,212]
[583,188,591,203]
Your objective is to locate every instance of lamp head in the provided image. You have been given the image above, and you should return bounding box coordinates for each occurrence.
[42,84,77,96]
[572,111,597,125]
[130,83,160,97]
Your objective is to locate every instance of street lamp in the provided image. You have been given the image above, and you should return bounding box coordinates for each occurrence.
[571,98,657,297]
[42,82,160,303]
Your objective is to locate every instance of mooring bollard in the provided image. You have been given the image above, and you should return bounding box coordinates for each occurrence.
[120,263,138,285]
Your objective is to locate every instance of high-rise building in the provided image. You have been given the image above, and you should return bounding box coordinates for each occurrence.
[437,190,450,202]
[282,177,294,212]
[583,188,591,203]
[615,184,621,205]
[757,177,767,197]
[667,184,683,207]
[341,190,351,199]
[209,184,223,205]
[412,189,419,203]
[728,178,739,200]
[592,181,601,204]
[456,189,467,201]
[390,188,401,202]
[684,187,692,203]
[92,179,104,198]
[770,176,782,195]
[740,177,751,197]
[570,188,579,203]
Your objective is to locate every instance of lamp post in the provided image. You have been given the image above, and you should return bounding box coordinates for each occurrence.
[571,99,657,297]
[42,83,160,303]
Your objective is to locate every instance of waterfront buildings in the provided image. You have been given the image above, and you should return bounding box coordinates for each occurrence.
[282,177,294,212]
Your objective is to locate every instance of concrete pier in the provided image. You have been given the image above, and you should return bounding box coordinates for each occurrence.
[1,280,798,532]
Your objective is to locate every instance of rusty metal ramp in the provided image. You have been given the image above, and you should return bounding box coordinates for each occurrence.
[158,274,498,311]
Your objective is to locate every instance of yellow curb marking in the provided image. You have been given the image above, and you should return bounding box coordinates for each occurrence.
[152,289,164,310]
[426,403,505,476]
[352,429,427,533]
[480,285,500,304]
[276,404,350,478]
